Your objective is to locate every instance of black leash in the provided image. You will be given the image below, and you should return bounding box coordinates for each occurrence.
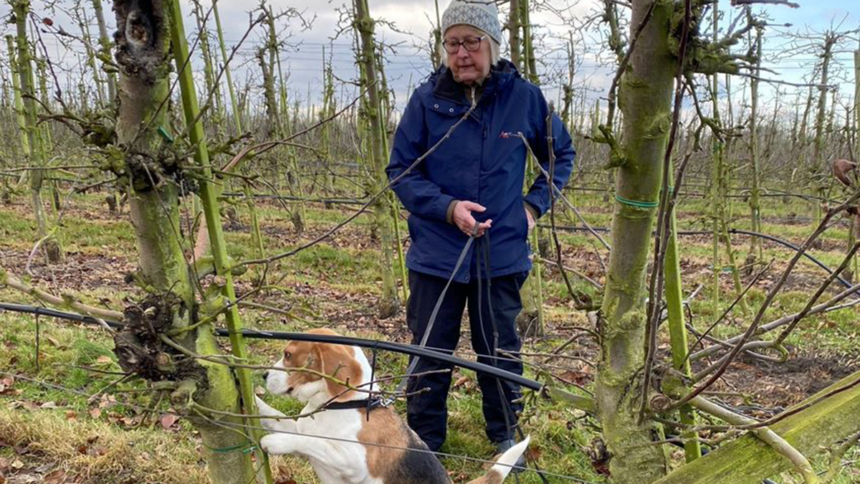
[323,398,386,412]
[477,231,552,484]
[367,341,379,420]
[387,224,480,405]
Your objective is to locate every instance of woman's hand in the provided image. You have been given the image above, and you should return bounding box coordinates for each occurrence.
[452,201,492,237]
[525,208,535,231]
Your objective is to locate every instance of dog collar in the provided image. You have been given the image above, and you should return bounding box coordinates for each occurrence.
[323,398,385,411]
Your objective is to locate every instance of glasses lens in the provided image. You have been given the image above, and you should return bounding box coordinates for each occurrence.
[443,40,459,53]
[464,38,481,51]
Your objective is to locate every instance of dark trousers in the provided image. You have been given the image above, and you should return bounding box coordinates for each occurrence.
[405,269,527,452]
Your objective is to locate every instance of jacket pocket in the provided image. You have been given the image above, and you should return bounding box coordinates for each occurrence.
[407,214,420,244]
[518,201,529,241]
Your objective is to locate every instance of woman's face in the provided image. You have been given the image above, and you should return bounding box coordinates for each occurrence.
[444,25,491,86]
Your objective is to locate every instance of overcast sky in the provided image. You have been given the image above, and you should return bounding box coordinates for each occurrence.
[2,0,858,120]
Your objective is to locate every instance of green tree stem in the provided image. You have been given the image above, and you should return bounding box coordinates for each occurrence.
[165,0,273,481]
[664,163,702,463]
[353,0,400,318]
[91,0,117,105]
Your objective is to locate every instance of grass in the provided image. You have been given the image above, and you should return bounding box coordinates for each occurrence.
[0,406,210,484]
[1,188,858,484]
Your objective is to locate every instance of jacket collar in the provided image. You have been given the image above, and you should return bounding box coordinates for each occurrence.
[432,59,519,105]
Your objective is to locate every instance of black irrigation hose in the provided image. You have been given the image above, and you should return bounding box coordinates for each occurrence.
[0,303,125,329]
[543,224,856,290]
[216,329,543,391]
[0,303,543,391]
[565,186,834,203]
[221,193,367,206]
[699,228,853,289]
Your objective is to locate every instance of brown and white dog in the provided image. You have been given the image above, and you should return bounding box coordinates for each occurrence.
[256,329,530,484]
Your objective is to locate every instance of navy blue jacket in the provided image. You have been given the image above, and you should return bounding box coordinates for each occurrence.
[386,60,575,283]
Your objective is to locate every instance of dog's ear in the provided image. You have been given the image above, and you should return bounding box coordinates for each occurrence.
[317,343,362,402]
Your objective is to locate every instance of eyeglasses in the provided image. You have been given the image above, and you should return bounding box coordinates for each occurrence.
[442,35,486,54]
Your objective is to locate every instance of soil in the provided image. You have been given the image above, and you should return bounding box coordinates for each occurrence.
[693,350,860,414]
[0,455,81,484]
[0,248,134,295]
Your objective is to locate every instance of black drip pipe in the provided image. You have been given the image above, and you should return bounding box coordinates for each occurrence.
[0,303,542,391]
[214,329,543,391]
[0,303,124,329]
[542,224,856,290]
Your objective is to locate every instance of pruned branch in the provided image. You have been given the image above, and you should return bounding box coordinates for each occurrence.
[653,371,860,484]
[0,265,123,328]
[688,396,819,484]
[667,189,860,411]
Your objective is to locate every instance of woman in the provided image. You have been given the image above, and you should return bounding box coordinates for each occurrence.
[385,0,575,458]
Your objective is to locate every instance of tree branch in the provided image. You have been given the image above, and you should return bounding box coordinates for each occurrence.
[0,266,123,328]
[688,396,819,484]
[730,0,800,8]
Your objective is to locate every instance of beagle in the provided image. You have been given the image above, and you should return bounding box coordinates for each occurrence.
[256,328,530,484]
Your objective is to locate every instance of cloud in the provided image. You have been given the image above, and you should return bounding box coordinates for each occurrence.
[8,0,857,116]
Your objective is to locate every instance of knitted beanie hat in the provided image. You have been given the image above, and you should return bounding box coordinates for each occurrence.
[441,0,502,45]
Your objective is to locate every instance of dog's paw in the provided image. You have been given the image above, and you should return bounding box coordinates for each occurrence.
[255,396,283,417]
[260,434,291,455]
[255,397,296,433]
[259,434,275,454]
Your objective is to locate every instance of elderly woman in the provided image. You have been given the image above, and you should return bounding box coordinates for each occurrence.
[386,0,575,457]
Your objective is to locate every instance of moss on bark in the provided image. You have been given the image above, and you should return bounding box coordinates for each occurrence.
[653,371,860,484]
[112,1,258,482]
[595,1,676,482]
